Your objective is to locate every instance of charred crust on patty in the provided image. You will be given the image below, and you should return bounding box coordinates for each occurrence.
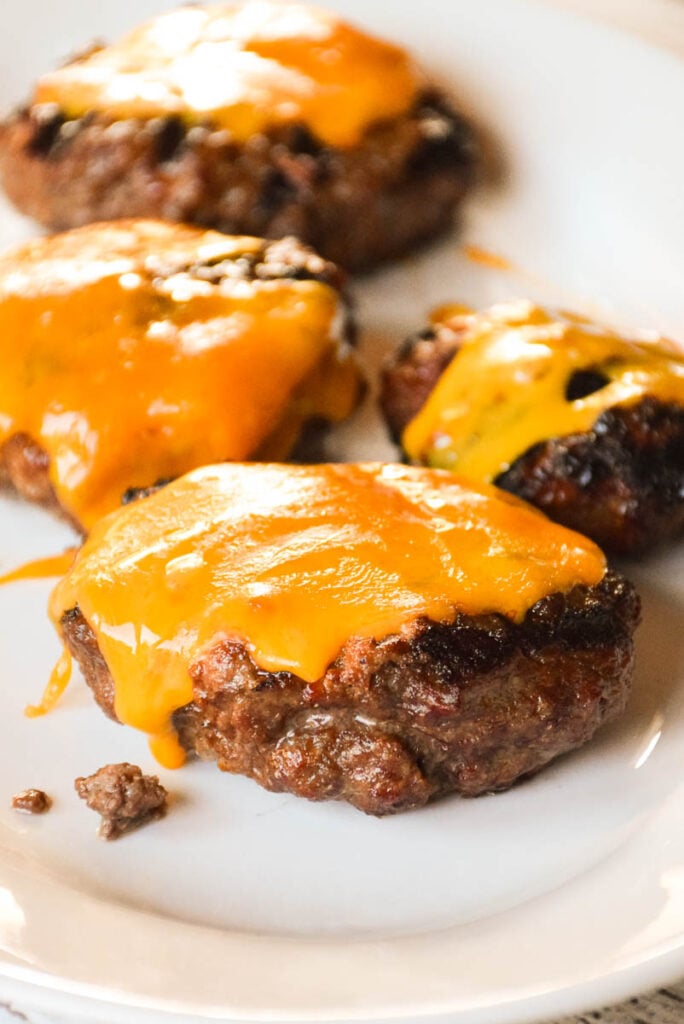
[60,572,639,816]
[138,233,346,291]
[380,324,463,443]
[380,329,684,555]
[0,94,478,272]
[496,398,684,555]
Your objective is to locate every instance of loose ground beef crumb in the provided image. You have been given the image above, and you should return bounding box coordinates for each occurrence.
[11,788,51,814]
[75,762,168,840]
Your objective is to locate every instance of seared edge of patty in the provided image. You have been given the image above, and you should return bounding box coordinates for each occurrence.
[379,328,684,556]
[380,324,463,443]
[0,92,478,272]
[60,571,639,816]
[0,234,354,531]
[0,432,76,529]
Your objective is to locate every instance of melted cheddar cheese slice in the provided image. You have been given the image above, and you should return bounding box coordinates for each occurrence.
[50,462,606,767]
[0,220,359,529]
[34,2,422,149]
[403,301,684,478]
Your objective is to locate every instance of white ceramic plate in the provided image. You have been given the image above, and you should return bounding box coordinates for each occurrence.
[0,1,683,1022]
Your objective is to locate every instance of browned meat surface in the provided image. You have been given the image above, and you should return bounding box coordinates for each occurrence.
[380,326,461,442]
[61,571,639,816]
[380,331,684,556]
[75,763,168,839]
[495,399,684,556]
[0,94,476,273]
[11,788,52,814]
[0,432,62,515]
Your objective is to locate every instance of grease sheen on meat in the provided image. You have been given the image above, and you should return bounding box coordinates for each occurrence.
[50,462,638,815]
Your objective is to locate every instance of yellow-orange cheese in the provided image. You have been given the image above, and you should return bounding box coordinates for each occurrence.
[403,301,684,477]
[0,551,76,586]
[0,220,359,529]
[34,2,422,149]
[50,462,606,767]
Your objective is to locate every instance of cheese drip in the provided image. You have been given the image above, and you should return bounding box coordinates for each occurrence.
[50,462,606,766]
[0,551,76,586]
[0,220,359,529]
[403,301,684,478]
[34,2,422,149]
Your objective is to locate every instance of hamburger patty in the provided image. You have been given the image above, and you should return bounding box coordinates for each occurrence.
[0,231,355,532]
[60,571,639,816]
[380,324,684,556]
[0,92,476,274]
[0,432,63,522]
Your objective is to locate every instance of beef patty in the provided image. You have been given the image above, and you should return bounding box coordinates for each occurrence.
[61,571,638,816]
[380,310,684,556]
[0,1,477,273]
[0,227,358,533]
